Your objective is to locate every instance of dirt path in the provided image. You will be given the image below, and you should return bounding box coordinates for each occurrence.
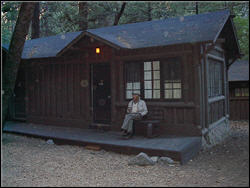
[1,121,249,187]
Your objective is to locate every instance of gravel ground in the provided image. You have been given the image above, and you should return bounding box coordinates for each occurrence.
[1,121,249,187]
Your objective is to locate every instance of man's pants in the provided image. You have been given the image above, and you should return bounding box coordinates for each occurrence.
[121,113,142,134]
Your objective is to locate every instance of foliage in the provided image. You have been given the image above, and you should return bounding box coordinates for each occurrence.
[234,16,249,60]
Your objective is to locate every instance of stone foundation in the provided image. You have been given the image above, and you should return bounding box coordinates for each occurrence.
[202,116,230,149]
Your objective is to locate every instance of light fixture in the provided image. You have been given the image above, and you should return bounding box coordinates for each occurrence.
[96,47,100,54]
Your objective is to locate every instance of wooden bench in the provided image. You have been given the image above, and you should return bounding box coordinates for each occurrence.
[133,110,162,138]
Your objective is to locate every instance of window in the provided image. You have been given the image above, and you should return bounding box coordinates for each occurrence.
[144,61,160,99]
[208,59,223,97]
[125,63,141,99]
[124,57,182,100]
[235,88,249,97]
[162,58,182,99]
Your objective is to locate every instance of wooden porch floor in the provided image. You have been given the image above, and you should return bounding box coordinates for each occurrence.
[3,121,202,165]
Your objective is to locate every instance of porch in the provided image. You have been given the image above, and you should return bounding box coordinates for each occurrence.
[3,121,202,165]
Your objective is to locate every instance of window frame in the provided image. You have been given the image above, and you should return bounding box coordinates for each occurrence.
[208,59,223,98]
[124,57,184,101]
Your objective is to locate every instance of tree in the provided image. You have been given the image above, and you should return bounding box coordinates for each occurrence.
[113,2,126,25]
[78,2,88,30]
[196,2,199,14]
[31,2,40,39]
[2,2,36,126]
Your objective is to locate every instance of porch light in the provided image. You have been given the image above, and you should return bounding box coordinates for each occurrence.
[96,47,100,54]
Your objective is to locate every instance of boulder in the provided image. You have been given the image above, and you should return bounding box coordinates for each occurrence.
[150,156,159,163]
[128,152,155,166]
[46,139,54,145]
[158,156,174,164]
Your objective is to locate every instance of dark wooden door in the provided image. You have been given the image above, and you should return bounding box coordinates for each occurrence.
[92,63,111,124]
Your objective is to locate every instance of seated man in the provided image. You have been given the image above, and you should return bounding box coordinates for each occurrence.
[121,92,148,138]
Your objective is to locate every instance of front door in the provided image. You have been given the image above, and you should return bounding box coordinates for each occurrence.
[92,63,111,124]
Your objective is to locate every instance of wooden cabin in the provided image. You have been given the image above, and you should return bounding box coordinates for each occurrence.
[5,10,241,147]
[228,60,249,120]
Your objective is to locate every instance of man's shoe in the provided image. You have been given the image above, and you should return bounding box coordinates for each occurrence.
[125,133,133,139]
[122,131,128,136]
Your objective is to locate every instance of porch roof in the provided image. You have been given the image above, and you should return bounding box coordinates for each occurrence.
[228,60,249,81]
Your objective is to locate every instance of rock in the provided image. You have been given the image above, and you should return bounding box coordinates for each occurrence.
[128,152,155,166]
[46,139,54,145]
[150,156,159,163]
[158,157,174,164]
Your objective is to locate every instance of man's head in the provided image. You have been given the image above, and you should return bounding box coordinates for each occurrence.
[132,92,140,101]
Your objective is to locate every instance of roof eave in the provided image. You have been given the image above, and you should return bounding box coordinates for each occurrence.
[56,31,123,57]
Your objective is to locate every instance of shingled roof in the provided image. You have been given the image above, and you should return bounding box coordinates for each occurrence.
[3,10,235,59]
[228,60,249,82]
[2,31,82,59]
[85,9,230,49]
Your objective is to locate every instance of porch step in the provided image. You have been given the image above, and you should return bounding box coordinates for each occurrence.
[89,123,111,131]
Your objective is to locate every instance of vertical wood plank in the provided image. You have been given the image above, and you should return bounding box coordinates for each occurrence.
[57,64,62,118]
[75,63,81,118]
[193,44,202,127]
[63,63,67,118]
[25,63,30,118]
[68,63,73,118]
[110,57,116,124]
[51,63,56,117]
[85,59,90,120]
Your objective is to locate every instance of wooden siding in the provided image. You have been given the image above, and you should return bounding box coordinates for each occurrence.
[25,57,91,128]
[24,40,202,136]
[229,81,249,120]
[205,42,227,126]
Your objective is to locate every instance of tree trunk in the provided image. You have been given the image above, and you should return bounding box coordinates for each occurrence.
[147,2,152,21]
[31,2,40,39]
[196,2,198,15]
[2,2,36,127]
[114,2,126,25]
[78,2,88,30]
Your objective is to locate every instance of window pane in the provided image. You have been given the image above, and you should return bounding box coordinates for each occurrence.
[134,89,141,95]
[144,62,151,70]
[153,61,160,70]
[235,88,241,97]
[145,90,152,99]
[126,82,132,89]
[153,90,160,98]
[133,82,140,89]
[144,81,152,89]
[154,80,160,89]
[165,82,172,89]
[126,90,132,99]
[173,89,181,98]
[165,90,172,99]
[243,88,249,96]
[144,71,152,80]
[173,82,181,89]
[153,71,160,79]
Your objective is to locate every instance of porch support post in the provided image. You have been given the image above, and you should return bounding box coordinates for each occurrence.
[110,50,117,124]
[193,44,202,130]
[203,44,209,128]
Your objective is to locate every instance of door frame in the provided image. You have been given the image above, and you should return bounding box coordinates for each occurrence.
[90,62,111,124]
